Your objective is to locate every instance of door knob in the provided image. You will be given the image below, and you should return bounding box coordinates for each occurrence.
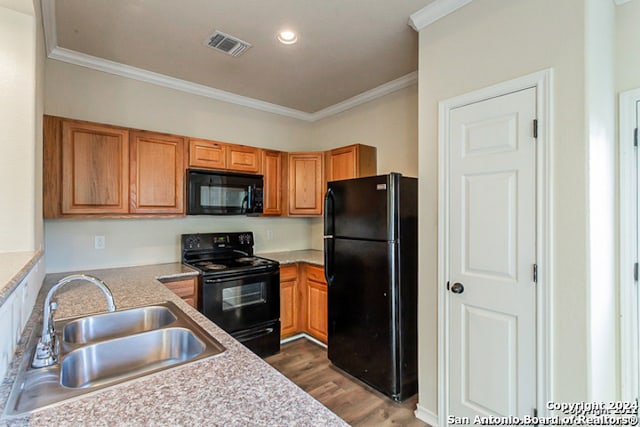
[451,282,464,294]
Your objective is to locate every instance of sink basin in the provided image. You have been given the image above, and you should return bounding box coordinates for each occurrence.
[3,301,225,417]
[62,305,177,344]
[61,328,204,388]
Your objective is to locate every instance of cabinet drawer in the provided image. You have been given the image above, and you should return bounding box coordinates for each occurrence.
[305,264,325,283]
[280,264,298,280]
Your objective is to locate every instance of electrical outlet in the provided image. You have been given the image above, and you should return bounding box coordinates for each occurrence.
[266,229,273,240]
[94,235,106,250]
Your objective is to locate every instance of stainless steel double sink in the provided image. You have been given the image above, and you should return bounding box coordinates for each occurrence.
[3,301,226,417]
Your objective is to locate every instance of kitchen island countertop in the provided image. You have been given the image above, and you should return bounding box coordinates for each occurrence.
[0,263,346,427]
[258,249,324,266]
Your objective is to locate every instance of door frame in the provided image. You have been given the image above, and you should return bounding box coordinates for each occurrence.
[619,88,640,402]
[437,69,553,425]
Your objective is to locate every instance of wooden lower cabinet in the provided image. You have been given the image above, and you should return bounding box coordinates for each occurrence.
[279,263,328,344]
[162,277,198,308]
[279,264,299,338]
[305,264,328,343]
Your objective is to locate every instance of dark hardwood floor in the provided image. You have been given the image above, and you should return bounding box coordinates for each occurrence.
[265,338,429,427]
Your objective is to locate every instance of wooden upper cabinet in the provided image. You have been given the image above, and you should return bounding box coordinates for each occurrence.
[227,144,260,173]
[326,144,377,182]
[261,150,284,216]
[188,138,226,170]
[60,119,130,215]
[130,131,185,214]
[288,152,324,216]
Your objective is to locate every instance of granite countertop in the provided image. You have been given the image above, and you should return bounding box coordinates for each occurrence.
[0,263,346,427]
[258,249,324,266]
[0,250,43,306]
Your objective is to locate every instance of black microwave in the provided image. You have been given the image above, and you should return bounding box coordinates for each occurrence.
[187,169,263,215]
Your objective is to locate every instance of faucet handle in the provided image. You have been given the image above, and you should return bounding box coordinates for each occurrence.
[47,301,58,334]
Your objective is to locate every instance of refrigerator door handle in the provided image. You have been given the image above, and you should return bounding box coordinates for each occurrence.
[323,188,335,285]
[324,188,335,236]
[324,236,334,286]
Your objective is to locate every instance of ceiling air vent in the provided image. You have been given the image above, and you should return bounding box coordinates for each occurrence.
[206,31,252,57]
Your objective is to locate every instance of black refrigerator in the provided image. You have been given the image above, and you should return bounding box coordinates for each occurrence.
[323,173,418,402]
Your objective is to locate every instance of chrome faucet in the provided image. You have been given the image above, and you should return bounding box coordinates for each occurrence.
[32,274,116,368]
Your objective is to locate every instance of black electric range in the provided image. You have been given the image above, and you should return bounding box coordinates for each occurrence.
[181,232,280,358]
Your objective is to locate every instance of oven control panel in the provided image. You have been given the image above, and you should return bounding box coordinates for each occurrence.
[181,232,254,254]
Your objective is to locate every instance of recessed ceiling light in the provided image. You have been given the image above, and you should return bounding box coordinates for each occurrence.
[277,30,298,45]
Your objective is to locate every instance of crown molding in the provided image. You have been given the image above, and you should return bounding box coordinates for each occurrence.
[613,0,632,5]
[409,0,473,31]
[41,0,57,55]
[41,1,417,122]
[310,71,418,121]
[48,46,314,121]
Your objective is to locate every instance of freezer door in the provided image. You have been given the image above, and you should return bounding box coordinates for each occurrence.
[328,237,399,397]
[328,175,394,241]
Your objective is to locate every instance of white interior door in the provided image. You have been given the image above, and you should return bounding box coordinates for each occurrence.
[448,87,537,418]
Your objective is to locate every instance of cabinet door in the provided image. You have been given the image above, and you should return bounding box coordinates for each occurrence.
[130,131,185,214]
[61,120,130,214]
[227,144,260,173]
[288,152,324,216]
[305,264,328,343]
[262,150,284,216]
[162,277,197,308]
[280,264,298,338]
[326,144,377,182]
[189,138,227,169]
[328,145,357,181]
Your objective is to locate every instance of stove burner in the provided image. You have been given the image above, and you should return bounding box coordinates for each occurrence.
[199,262,227,271]
[236,257,256,263]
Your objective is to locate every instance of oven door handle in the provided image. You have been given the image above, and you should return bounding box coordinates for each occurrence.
[232,327,274,342]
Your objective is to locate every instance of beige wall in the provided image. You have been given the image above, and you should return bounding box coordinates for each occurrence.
[44,60,418,272]
[416,0,594,417]
[309,84,418,176]
[307,84,418,249]
[616,0,640,93]
[0,5,36,252]
[0,0,47,383]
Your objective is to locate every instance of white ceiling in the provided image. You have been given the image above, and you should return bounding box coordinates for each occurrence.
[49,0,433,117]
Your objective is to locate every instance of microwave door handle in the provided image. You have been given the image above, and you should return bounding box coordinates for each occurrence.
[242,185,251,214]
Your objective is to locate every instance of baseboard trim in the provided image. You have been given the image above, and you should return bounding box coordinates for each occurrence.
[415,404,438,427]
[280,333,328,349]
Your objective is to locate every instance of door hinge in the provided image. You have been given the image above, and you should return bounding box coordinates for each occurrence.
[533,119,538,139]
[634,262,638,282]
[635,127,638,147]
[533,264,538,283]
